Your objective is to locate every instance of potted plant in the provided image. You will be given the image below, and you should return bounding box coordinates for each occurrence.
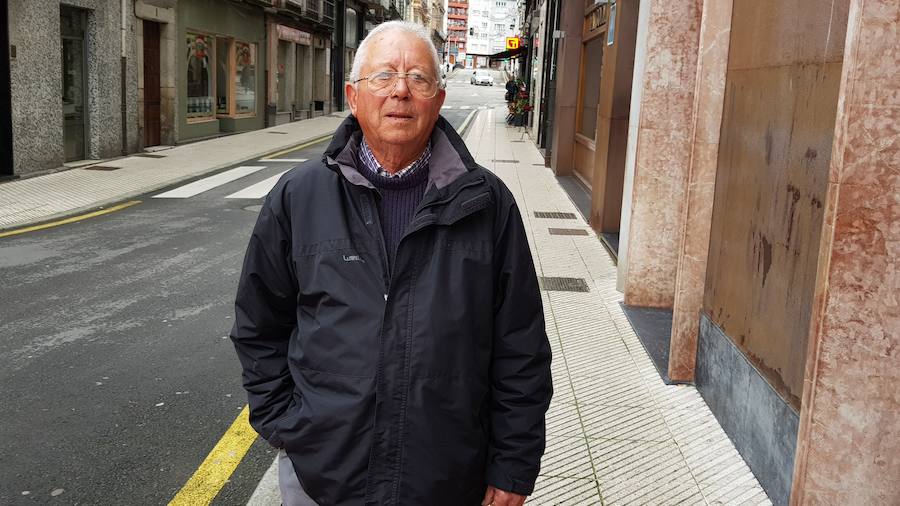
[507,83,532,127]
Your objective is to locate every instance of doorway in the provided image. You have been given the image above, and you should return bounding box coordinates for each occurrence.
[0,1,13,176]
[61,6,88,161]
[143,21,161,147]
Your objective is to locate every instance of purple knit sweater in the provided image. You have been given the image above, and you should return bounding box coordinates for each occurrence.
[358,140,431,266]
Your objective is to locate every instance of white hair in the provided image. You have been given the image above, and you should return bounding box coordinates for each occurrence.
[349,21,442,85]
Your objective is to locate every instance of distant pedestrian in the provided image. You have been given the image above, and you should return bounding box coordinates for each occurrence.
[231,20,552,506]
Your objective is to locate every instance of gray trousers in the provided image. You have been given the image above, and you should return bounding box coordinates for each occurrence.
[278,449,319,506]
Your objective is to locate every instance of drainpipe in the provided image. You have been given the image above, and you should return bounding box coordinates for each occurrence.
[120,0,128,155]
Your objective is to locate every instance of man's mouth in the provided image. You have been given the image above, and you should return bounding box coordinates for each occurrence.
[386,112,414,119]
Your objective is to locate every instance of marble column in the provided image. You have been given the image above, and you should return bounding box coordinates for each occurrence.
[791,0,900,503]
[667,0,733,381]
[622,0,703,308]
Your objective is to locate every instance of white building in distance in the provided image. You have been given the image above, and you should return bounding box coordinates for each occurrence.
[464,0,519,68]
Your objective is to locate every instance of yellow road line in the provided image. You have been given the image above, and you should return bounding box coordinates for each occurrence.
[0,200,142,239]
[263,134,333,160]
[169,405,258,506]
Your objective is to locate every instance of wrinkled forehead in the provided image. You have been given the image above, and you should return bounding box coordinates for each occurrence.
[363,31,435,74]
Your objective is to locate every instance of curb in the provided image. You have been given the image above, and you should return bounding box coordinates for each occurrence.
[0,115,347,234]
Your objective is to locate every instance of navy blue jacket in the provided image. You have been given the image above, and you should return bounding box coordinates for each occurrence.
[231,115,552,505]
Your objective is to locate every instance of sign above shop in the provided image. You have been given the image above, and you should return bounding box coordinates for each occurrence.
[277,25,311,45]
[505,37,520,50]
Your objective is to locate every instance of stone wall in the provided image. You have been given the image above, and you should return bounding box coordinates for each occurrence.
[9,0,137,174]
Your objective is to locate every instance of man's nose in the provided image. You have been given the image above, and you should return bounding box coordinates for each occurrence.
[390,76,411,99]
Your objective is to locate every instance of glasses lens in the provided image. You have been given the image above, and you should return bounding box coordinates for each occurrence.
[366,72,438,98]
[367,72,396,94]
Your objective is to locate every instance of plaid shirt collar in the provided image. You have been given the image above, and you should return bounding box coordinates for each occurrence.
[359,138,431,179]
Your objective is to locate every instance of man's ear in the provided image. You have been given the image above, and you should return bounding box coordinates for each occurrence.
[345,83,358,116]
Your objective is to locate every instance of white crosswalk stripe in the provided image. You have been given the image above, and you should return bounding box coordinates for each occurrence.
[153,166,266,199]
[258,158,308,163]
[225,171,289,199]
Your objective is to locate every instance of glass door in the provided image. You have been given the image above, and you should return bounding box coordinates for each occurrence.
[61,7,87,161]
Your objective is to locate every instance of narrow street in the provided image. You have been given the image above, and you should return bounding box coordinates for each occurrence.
[0,70,506,505]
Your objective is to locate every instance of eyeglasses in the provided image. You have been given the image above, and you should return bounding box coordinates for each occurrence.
[354,71,442,99]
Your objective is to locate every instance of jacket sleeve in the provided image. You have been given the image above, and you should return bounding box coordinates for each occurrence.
[230,187,298,448]
[486,191,553,496]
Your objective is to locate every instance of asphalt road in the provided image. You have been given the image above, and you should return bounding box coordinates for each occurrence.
[0,68,507,506]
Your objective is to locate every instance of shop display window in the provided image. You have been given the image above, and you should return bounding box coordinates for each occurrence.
[235,41,257,115]
[216,37,232,114]
[187,32,214,119]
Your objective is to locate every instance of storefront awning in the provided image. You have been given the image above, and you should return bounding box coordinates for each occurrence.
[489,45,527,61]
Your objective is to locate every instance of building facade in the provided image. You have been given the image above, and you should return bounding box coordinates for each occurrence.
[5,0,345,174]
[8,0,139,175]
[521,0,899,504]
[265,1,336,126]
[465,0,517,68]
[445,0,468,65]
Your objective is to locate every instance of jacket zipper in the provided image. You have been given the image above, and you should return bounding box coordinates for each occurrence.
[361,176,487,504]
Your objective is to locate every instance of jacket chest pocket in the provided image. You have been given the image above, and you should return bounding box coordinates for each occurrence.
[292,239,383,378]
[408,235,495,377]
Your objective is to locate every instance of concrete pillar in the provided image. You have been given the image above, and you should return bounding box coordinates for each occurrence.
[667,0,733,381]
[790,0,900,503]
[548,0,582,177]
[621,0,703,308]
[616,0,651,292]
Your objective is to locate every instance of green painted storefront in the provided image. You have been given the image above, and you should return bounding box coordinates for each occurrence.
[178,0,266,142]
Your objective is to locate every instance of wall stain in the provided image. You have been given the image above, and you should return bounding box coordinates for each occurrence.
[786,184,802,246]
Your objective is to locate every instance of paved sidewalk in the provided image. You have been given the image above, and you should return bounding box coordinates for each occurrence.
[247,110,771,505]
[0,112,348,231]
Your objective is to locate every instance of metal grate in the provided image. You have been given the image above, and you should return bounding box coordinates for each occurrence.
[492,159,519,163]
[549,228,590,236]
[534,211,577,220]
[83,165,122,171]
[539,276,589,292]
[133,153,166,158]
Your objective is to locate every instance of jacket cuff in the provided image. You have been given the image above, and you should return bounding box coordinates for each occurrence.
[485,466,536,496]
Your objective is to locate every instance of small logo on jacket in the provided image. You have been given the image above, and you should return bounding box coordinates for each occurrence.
[343,254,365,263]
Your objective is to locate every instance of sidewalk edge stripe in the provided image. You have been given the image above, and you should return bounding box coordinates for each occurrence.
[168,405,258,506]
[458,109,478,139]
[263,134,333,160]
[0,200,142,239]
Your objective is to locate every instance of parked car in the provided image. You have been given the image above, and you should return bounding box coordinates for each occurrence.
[470,70,494,86]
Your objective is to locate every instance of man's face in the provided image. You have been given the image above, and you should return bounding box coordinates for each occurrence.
[346,30,445,154]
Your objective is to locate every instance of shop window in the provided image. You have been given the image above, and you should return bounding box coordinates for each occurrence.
[577,35,604,140]
[216,37,232,114]
[235,41,257,115]
[187,32,214,119]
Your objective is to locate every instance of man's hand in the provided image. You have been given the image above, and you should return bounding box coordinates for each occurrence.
[481,485,526,506]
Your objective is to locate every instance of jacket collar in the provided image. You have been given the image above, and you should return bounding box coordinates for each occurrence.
[324,115,478,191]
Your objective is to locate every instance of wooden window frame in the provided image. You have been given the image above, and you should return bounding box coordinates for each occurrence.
[575,11,607,141]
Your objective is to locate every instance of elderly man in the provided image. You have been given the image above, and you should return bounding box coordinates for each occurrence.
[231,21,551,506]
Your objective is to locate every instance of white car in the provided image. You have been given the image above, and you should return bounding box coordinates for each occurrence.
[470,70,494,86]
